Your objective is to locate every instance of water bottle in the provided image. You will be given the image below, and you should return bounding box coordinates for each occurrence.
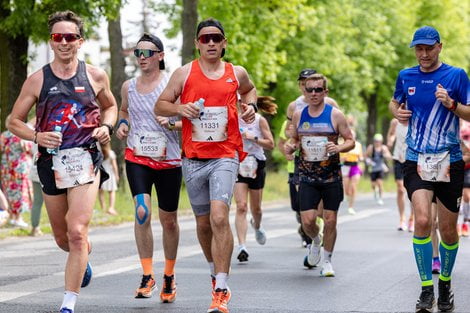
[196,98,205,117]
[47,125,62,155]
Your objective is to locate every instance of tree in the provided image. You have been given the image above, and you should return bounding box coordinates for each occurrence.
[181,0,198,65]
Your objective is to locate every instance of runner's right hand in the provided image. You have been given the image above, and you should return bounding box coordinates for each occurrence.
[116,123,129,140]
[178,102,200,119]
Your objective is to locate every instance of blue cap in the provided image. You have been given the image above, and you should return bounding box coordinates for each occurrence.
[409,26,440,47]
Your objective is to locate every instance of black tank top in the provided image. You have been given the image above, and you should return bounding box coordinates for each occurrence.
[36,60,100,149]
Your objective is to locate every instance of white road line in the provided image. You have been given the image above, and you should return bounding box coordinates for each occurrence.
[0,207,386,302]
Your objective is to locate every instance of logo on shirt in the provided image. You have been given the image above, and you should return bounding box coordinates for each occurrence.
[408,87,416,96]
[75,86,85,93]
[226,78,234,83]
[421,80,434,84]
[302,122,310,130]
[48,86,60,94]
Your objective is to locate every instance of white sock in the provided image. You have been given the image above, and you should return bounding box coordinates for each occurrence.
[313,235,321,246]
[208,262,215,277]
[238,244,246,251]
[323,250,332,263]
[60,291,78,311]
[214,272,228,290]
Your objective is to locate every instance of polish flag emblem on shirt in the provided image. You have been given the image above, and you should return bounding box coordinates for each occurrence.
[75,86,85,93]
[408,87,416,96]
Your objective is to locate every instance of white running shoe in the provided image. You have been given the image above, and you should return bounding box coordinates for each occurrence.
[320,261,335,277]
[377,198,384,206]
[250,218,266,245]
[307,244,321,267]
[348,207,356,215]
[0,210,8,227]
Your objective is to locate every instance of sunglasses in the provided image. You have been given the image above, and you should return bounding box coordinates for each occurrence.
[198,33,225,44]
[133,49,161,58]
[305,87,325,93]
[50,33,81,43]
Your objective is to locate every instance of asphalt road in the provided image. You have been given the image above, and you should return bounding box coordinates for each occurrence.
[1,193,469,313]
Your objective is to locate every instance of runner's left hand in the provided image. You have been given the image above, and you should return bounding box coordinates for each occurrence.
[240,103,255,123]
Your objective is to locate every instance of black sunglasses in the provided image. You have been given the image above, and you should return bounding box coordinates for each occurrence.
[50,33,81,43]
[133,49,161,58]
[198,33,225,44]
[305,87,325,93]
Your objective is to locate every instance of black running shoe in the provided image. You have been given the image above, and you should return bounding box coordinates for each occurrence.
[416,286,435,313]
[438,280,454,312]
[237,248,249,262]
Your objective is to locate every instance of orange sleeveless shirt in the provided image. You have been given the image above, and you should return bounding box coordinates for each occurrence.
[180,60,246,161]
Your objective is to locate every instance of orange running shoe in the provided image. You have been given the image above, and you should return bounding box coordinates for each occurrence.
[160,274,177,303]
[207,288,231,313]
[135,274,156,298]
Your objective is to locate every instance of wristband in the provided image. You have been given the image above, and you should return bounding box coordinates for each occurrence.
[248,102,258,113]
[118,118,129,127]
[102,123,114,135]
[449,99,458,112]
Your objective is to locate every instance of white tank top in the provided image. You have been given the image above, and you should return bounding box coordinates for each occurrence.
[238,114,266,161]
[393,122,408,162]
[127,76,181,163]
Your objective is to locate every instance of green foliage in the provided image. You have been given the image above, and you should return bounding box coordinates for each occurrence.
[0,0,122,42]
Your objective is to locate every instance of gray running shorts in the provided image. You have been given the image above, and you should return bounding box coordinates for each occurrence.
[182,156,239,216]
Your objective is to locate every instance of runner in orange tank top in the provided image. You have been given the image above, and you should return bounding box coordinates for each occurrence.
[155,18,257,313]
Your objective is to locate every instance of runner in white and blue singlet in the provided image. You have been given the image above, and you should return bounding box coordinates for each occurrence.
[285,73,354,278]
[390,26,470,313]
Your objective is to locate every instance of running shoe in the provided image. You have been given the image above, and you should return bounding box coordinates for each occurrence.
[437,280,454,312]
[432,259,441,274]
[160,274,176,303]
[208,288,231,313]
[59,308,73,313]
[135,274,156,298]
[461,223,469,237]
[377,198,384,206]
[415,286,435,313]
[237,248,249,262]
[81,262,92,288]
[250,218,266,245]
[398,221,407,231]
[320,261,335,277]
[348,207,356,215]
[306,243,321,267]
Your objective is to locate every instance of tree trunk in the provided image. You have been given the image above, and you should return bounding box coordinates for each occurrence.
[364,92,377,147]
[107,13,128,181]
[181,0,198,65]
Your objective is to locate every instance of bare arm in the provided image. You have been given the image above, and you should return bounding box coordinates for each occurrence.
[246,115,274,150]
[387,118,398,150]
[284,110,301,154]
[88,65,118,145]
[329,109,354,154]
[7,71,42,142]
[116,80,130,140]
[285,101,296,138]
[234,65,257,123]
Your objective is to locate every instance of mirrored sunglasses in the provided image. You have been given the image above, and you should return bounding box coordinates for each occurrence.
[50,33,81,43]
[133,49,161,58]
[198,33,225,44]
[305,87,324,93]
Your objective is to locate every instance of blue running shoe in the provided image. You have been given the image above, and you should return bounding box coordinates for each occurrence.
[60,308,73,313]
[81,262,92,288]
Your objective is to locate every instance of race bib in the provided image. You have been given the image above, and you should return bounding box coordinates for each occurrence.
[417,151,450,182]
[192,106,228,142]
[239,155,258,178]
[53,148,95,189]
[134,131,167,159]
[301,136,328,161]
